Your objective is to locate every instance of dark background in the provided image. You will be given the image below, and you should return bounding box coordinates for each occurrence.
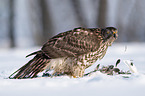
[1,0,145,48]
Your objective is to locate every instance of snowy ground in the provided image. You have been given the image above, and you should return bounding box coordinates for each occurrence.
[0,43,145,96]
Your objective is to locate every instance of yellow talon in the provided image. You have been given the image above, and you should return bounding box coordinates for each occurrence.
[73,76,77,78]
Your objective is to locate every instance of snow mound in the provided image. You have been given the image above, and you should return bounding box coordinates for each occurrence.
[0,43,145,96]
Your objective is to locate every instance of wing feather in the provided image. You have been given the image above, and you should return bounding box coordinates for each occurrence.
[42,27,103,58]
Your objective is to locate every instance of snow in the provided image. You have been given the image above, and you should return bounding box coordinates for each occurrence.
[0,43,145,96]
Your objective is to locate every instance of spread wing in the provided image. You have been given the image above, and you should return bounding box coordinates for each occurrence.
[42,27,103,58]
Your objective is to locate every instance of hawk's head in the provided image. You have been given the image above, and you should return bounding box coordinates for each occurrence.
[101,27,118,45]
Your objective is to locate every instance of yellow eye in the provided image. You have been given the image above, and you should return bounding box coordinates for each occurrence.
[107,31,110,34]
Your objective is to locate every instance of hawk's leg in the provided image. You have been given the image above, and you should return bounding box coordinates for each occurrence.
[72,66,85,78]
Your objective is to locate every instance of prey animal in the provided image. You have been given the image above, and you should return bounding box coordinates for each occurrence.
[9,27,118,79]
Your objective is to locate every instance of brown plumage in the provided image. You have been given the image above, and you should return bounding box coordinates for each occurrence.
[9,27,118,79]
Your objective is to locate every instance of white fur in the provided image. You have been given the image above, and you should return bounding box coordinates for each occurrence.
[45,57,66,70]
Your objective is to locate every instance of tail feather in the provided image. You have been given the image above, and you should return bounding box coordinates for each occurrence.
[28,59,46,78]
[9,52,50,79]
[14,58,39,78]
[30,60,47,78]
[20,57,42,78]
[13,57,40,78]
